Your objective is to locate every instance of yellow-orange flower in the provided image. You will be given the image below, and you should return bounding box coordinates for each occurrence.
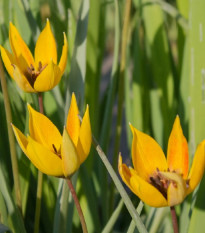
[118,116,205,207]
[0,19,68,92]
[12,93,91,178]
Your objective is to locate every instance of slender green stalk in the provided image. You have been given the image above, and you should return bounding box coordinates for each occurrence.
[102,199,124,233]
[110,0,132,214]
[34,171,43,233]
[170,206,179,233]
[92,136,148,233]
[34,93,44,233]
[0,58,22,212]
[127,201,144,233]
[100,0,120,222]
[66,178,88,233]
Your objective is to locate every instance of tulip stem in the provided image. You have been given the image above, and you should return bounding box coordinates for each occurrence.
[66,178,88,233]
[34,93,44,233]
[0,58,22,213]
[170,206,179,233]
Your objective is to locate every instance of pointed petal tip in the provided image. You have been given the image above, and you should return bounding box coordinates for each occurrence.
[129,123,135,133]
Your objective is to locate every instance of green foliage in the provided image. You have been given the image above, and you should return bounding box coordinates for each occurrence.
[0,0,205,232]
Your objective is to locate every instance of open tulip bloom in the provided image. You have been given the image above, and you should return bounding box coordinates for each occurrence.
[12,93,91,178]
[0,19,68,92]
[119,116,205,207]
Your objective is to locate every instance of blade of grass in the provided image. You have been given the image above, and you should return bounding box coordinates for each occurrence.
[0,58,22,212]
[188,0,205,231]
[110,0,132,216]
[102,199,124,233]
[99,0,120,223]
[92,136,148,233]
[127,201,144,233]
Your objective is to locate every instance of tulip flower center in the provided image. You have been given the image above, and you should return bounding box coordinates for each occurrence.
[149,168,190,199]
[26,62,47,87]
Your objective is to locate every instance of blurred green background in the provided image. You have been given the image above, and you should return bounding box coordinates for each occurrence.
[1,0,205,232]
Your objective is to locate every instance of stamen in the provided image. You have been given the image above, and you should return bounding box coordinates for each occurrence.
[52,144,62,159]
[186,179,190,188]
[52,144,58,153]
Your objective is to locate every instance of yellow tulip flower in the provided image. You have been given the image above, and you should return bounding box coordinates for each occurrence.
[119,116,205,207]
[12,93,91,178]
[0,19,68,92]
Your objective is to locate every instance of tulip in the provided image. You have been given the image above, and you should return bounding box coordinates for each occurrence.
[119,116,205,207]
[0,19,68,92]
[12,93,91,178]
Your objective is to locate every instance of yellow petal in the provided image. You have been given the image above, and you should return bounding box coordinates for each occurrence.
[129,168,168,207]
[62,128,80,178]
[66,93,80,146]
[27,136,63,176]
[28,104,62,151]
[34,19,57,67]
[118,155,167,207]
[34,61,61,92]
[118,154,137,194]
[9,22,35,68]
[161,172,187,206]
[12,124,28,156]
[0,46,16,79]
[13,65,35,92]
[76,105,92,164]
[12,125,58,173]
[58,32,68,74]
[130,124,167,181]
[167,116,189,178]
[186,140,205,195]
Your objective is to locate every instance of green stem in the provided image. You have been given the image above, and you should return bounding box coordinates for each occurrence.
[34,171,43,233]
[33,93,44,233]
[0,58,22,212]
[66,178,88,233]
[110,0,132,214]
[170,206,179,233]
[92,136,148,233]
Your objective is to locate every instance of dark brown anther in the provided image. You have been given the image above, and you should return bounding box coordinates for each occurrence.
[186,179,190,188]
[52,144,58,153]
[52,144,62,158]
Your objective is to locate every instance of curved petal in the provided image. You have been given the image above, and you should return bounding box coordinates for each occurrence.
[58,32,68,74]
[27,136,63,176]
[118,155,167,207]
[130,124,167,181]
[129,168,168,207]
[34,61,61,92]
[186,140,205,195]
[12,124,28,156]
[34,19,57,67]
[9,22,35,68]
[167,116,189,178]
[28,104,62,151]
[118,154,137,194]
[66,93,80,146]
[13,65,35,92]
[76,105,92,164]
[12,124,62,175]
[0,46,16,79]
[62,128,80,178]
[160,171,186,206]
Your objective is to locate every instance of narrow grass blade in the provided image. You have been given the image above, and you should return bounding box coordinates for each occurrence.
[102,199,124,233]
